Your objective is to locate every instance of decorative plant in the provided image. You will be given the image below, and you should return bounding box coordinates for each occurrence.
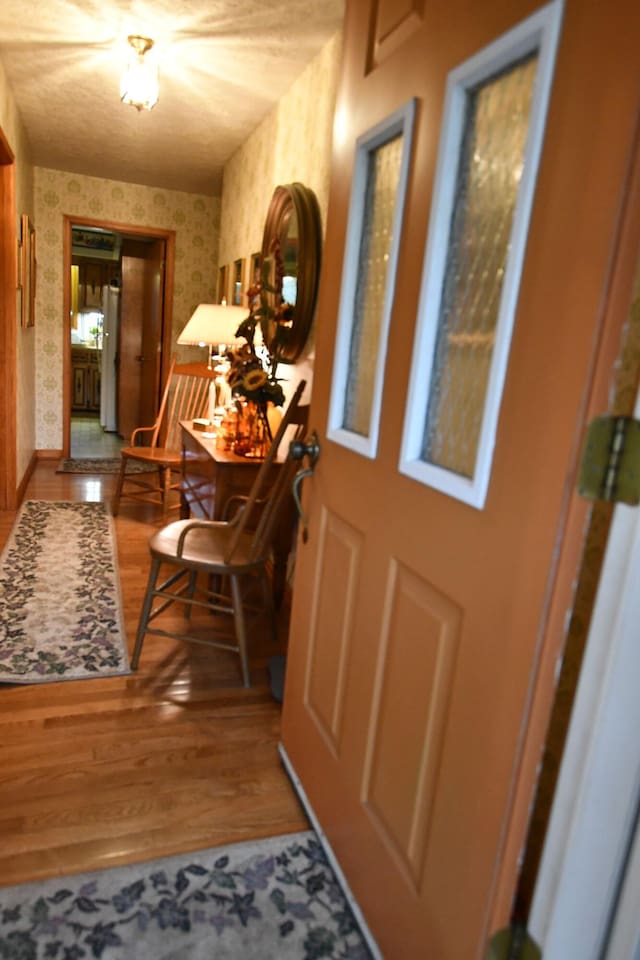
[224,328,282,450]
[225,238,294,415]
[89,324,102,349]
[225,340,285,409]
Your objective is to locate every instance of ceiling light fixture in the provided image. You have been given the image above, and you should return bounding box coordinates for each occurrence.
[120,35,159,112]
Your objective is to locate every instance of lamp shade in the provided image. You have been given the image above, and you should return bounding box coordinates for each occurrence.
[177,304,248,349]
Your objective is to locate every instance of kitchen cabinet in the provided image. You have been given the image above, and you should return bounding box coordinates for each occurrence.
[71,348,101,412]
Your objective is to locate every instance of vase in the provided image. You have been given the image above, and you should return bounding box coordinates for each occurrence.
[266,402,283,441]
[233,401,268,458]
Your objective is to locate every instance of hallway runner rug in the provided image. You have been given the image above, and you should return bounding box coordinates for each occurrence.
[0,500,130,684]
[0,831,374,959]
[56,458,155,474]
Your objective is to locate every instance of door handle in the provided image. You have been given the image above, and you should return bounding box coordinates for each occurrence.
[290,430,320,543]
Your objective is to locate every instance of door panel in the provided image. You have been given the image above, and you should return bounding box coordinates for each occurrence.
[371,0,425,68]
[281,0,640,956]
[362,561,461,887]
[305,509,362,751]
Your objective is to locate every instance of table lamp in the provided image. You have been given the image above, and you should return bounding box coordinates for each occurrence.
[178,302,248,422]
[177,302,248,369]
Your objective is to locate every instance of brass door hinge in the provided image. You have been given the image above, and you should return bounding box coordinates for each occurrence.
[487,925,541,960]
[577,415,640,504]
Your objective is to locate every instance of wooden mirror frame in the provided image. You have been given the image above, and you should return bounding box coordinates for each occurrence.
[259,182,322,363]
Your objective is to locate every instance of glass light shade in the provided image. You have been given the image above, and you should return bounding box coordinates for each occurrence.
[120,36,159,111]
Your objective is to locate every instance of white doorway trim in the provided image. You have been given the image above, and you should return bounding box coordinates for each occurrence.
[605,797,640,958]
[530,387,640,957]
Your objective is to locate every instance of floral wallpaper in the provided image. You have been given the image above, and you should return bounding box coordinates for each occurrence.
[33,168,220,452]
[4,27,342,467]
[0,57,36,483]
[218,31,342,405]
[219,31,341,268]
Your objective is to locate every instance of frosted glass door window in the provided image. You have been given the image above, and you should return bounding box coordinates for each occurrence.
[328,100,416,459]
[423,54,537,477]
[343,135,403,435]
[400,2,562,508]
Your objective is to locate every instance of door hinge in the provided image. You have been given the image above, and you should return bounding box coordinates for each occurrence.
[487,925,541,960]
[577,415,640,504]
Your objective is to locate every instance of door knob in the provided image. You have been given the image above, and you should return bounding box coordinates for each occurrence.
[290,430,320,543]
[290,430,320,466]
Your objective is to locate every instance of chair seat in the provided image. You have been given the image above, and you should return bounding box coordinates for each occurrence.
[149,519,257,572]
[121,446,182,466]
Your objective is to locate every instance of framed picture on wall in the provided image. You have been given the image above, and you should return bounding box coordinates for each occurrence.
[218,263,228,303]
[225,262,235,305]
[16,236,23,320]
[231,258,245,305]
[246,253,261,311]
[21,214,36,328]
[251,251,261,285]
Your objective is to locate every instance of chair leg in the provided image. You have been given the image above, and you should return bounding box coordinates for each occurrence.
[185,571,197,620]
[161,466,172,521]
[230,575,251,688]
[112,455,128,516]
[132,557,161,669]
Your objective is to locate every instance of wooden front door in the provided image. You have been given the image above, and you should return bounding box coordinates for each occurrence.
[281,1,640,957]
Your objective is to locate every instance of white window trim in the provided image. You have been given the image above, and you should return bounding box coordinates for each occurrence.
[399,0,563,509]
[327,98,416,459]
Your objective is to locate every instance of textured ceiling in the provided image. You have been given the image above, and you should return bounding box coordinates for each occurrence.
[0,0,344,196]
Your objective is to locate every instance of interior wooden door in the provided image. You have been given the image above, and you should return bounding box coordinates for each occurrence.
[118,240,165,440]
[139,238,165,429]
[280,1,640,957]
[0,128,16,510]
[118,254,144,440]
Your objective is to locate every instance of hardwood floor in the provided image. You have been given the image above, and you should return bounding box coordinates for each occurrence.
[0,463,308,887]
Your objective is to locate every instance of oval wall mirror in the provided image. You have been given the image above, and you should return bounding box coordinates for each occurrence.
[259,182,322,364]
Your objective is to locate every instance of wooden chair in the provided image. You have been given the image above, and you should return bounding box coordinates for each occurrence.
[131,380,307,687]
[112,359,218,521]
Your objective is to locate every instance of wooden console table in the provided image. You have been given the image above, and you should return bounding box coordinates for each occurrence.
[179,420,296,607]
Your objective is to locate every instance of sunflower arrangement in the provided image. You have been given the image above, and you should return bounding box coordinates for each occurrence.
[225,340,285,408]
[224,239,292,413]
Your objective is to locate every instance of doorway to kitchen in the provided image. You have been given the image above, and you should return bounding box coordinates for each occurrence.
[62,216,176,460]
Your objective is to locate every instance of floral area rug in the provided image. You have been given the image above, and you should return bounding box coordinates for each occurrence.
[0,831,374,959]
[56,458,155,474]
[0,500,130,684]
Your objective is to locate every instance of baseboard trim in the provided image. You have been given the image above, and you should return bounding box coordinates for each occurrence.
[16,451,38,505]
[278,743,383,960]
[36,449,63,461]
